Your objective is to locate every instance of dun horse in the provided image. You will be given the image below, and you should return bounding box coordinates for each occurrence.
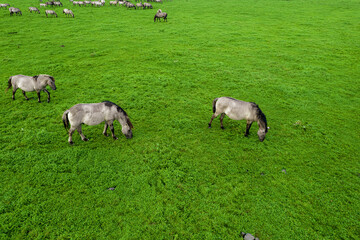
[6,74,57,102]
[154,9,167,22]
[208,97,269,142]
[62,101,134,144]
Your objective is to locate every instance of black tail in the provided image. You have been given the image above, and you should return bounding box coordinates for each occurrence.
[5,76,12,93]
[212,98,219,113]
[62,110,70,130]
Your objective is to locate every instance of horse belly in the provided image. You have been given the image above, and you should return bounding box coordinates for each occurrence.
[16,79,35,92]
[82,113,105,126]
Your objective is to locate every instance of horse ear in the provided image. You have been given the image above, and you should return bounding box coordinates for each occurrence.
[127,117,134,129]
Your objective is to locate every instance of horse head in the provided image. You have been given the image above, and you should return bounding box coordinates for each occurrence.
[122,116,133,139]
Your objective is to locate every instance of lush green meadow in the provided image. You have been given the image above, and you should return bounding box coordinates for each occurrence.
[1,0,359,239]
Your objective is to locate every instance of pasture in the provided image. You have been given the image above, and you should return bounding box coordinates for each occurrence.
[0,0,359,239]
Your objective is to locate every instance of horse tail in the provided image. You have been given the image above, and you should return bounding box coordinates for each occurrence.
[62,110,70,130]
[5,76,12,93]
[212,98,219,113]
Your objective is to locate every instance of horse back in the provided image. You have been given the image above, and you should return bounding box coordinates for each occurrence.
[216,97,257,121]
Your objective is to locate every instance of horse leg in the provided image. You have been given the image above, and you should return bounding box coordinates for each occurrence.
[12,87,17,100]
[109,123,118,140]
[220,113,226,129]
[77,125,89,141]
[43,89,50,102]
[208,113,219,128]
[103,123,109,137]
[68,126,76,144]
[22,91,29,100]
[245,120,253,137]
[37,91,42,103]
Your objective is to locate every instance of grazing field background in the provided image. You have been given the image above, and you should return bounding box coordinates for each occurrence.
[0,0,359,239]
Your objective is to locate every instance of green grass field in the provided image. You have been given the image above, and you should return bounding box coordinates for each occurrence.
[0,0,359,239]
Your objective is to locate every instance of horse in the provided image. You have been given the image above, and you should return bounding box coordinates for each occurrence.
[6,74,57,103]
[9,7,22,16]
[241,232,259,240]
[0,3,10,9]
[45,9,58,17]
[154,9,167,22]
[63,8,74,17]
[136,2,144,9]
[40,3,47,7]
[143,2,152,8]
[62,101,134,144]
[53,1,63,6]
[125,2,136,9]
[208,97,269,142]
[109,0,118,5]
[29,7,40,13]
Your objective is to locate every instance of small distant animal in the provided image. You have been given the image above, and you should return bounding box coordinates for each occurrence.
[53,1,63,6]
[125,2,136,9]
[154,9,167,22]
[62,101,134,144]
[9,7,22,16]
[40,3,47,7]
[91,1,104,6]
[136,2,144,9]
[45,9,58,17]
[0,3,10,8]
[143,2,152,9]
[241,232,259,240]
[6,74,57,103]
[155,0,162,3]
[45,1,54,6]
[63,8,74,17]
[109,0,118,5]
[29,7,40,13]
[208,97,269,142]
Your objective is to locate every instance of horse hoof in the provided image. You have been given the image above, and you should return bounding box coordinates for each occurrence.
[103,133,109,137]
[83,138,89,141]
[69,141,74,145]
[113,137,118,140]
[221,126,225,130]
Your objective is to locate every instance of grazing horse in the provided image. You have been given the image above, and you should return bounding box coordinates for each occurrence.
[125,2,136,9]
[154,9,167,22]
[143,2,152,8]
[241,232,259,240]
[6,74,57,103]
[9,7,22,16]
[136,2,144,9]
[0,3,10,9]
[45,9,58,17]
[208,97,269,142]
[62,101,134,144]
[63,8,74,17]
[29,7,40,13]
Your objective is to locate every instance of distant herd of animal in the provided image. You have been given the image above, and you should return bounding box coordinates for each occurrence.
[0,0,168,21]
[5,75,269,144]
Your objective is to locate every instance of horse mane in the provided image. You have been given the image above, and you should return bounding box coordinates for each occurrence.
[33,75,38,81]
[251,102,268,132]
[103,101,128,116]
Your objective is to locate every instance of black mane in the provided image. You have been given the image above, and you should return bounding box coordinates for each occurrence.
[252,103,267,132]
[102,101,128,116]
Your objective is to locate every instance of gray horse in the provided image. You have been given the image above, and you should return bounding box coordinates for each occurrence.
[62,101,133,145]
[63,8,74,17]
[45,9,58,17]
[154,9,167,22]
[0,3,10,9]
[29,7,40,13]
[6,74,57,102]
[208,97,268,142]
[241,232,259,240]
[9,7,22,16]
